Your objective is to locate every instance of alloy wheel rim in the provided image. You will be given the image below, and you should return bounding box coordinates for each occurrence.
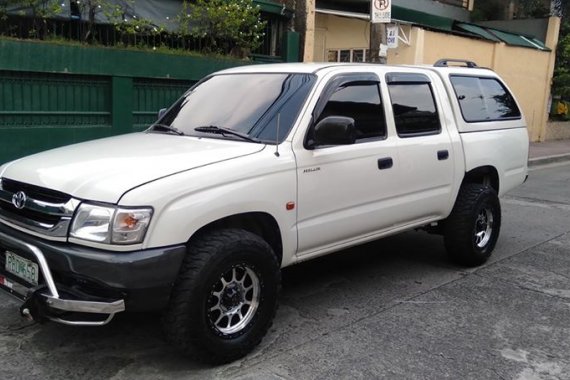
[207,265,260,335]
[474,207,494,248]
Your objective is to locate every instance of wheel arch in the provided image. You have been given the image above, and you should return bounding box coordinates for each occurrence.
[462,165,500,194]
[189,212,283,266]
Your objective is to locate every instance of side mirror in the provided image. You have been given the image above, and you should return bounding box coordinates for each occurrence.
[157,108,168,120]
[313,116,356,147]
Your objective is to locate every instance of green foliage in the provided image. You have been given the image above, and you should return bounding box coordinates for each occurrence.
[553,22,570,98]
[0,2,7,21]
[471,0,504,22]
[74,0,162,44]
[472,0,551,21]
[177,0,266,57]
[17,0,60,18]
[0,0,267,59]
[517,0,550,18]
[2,0,61,38]
[552,0,570,16]
[115,16,162,35]
[75,0,123,42]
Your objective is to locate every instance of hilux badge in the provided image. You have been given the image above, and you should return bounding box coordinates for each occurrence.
[12,191,27,210]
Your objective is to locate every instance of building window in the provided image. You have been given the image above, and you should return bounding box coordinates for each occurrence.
[327,49,369,63]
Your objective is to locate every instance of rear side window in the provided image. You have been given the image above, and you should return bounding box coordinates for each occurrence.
[387,82,441,137]
[450,76,521,122]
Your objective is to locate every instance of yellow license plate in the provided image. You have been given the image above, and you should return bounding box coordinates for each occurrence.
[5,251,39,286]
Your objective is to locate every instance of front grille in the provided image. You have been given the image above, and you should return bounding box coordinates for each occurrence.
[0,202,61,225]
[0,179,78,237]
[1,178,71,204]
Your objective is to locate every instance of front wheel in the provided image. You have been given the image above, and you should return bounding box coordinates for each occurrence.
[443,183,501,267]
[162,229,281,363]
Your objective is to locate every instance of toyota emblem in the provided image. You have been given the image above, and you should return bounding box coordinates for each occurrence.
[12,191,27,210]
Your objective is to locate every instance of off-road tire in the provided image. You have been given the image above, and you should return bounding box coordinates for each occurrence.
[162,228,281,364]
[444,183,501,267]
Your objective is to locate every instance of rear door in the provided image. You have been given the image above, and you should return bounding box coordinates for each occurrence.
[384,72,455,221]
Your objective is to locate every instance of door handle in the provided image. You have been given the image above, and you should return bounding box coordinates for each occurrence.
[437,150,449,160]
[377,157,393,170]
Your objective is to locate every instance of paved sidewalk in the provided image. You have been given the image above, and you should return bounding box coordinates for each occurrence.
[529,139,570,166]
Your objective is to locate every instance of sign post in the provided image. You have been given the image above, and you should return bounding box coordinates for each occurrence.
[369,0,391,64]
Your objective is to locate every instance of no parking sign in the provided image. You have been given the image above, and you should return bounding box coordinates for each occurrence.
[371,0,391,24]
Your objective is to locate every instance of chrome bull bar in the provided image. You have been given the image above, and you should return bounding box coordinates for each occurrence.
[0,230,125,326]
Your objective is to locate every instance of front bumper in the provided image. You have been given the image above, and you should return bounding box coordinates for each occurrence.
[0,223,187,326]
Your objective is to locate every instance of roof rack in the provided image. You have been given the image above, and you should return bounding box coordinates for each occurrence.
[434,59,478,68]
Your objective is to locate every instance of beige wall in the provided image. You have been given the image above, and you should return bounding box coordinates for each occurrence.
[312,14,560,142]
[314,14,370,55]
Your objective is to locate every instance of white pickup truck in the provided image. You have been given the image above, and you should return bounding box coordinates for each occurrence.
[0,60,528,363]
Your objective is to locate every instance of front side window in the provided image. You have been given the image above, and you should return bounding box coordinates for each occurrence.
[387,82,441,137]
[450,75,521,122]
[315,81,386,144]
[158,73,316,143]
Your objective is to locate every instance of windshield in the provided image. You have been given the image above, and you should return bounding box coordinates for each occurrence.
[156,73,316,143]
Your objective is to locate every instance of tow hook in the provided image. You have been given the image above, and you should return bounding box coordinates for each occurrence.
[21,308,33,321]
[19,286,50,323]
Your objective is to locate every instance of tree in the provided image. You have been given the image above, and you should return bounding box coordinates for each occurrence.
[113,14,165,46]
[72,0,159,45]
[472,0,552,21]
[552,21,570,98]
[552,0,570,16]
[73,0,123,43]
[471,0,505,22]
[2,0,61,38]
[177,0,266,57]
[517,0,550,18]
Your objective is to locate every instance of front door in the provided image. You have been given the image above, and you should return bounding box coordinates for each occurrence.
[295,73,402,256]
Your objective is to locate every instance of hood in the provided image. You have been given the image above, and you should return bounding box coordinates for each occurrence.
[1,133,265,203]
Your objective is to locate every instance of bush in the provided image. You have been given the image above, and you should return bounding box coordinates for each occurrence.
[177,0,266,57]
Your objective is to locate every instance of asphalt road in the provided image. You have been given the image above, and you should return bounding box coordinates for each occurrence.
[1,162,570,380]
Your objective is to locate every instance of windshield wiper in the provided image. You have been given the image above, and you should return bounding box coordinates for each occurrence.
[194,125,261,143]
[147,123,185,136]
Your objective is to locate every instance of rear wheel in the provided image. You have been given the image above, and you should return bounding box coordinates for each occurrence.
[444,183,501,267]
[162,229,280,363]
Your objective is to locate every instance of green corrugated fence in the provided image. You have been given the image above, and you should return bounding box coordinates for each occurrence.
[0,39,253,164]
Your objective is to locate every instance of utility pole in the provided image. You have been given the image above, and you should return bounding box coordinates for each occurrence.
[369,0,390,64]
[369,23,387,64]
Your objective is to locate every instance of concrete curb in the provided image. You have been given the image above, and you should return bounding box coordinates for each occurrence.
[528,153,570,167]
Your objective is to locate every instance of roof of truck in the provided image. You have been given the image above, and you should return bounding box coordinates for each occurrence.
[216,62,496,77]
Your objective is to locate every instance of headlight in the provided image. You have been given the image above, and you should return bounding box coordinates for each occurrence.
[70,203,153,245]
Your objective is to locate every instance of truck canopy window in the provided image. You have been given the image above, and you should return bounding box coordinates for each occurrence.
[450,75,521,123]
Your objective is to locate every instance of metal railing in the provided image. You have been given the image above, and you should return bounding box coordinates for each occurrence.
[0,14,282,58]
